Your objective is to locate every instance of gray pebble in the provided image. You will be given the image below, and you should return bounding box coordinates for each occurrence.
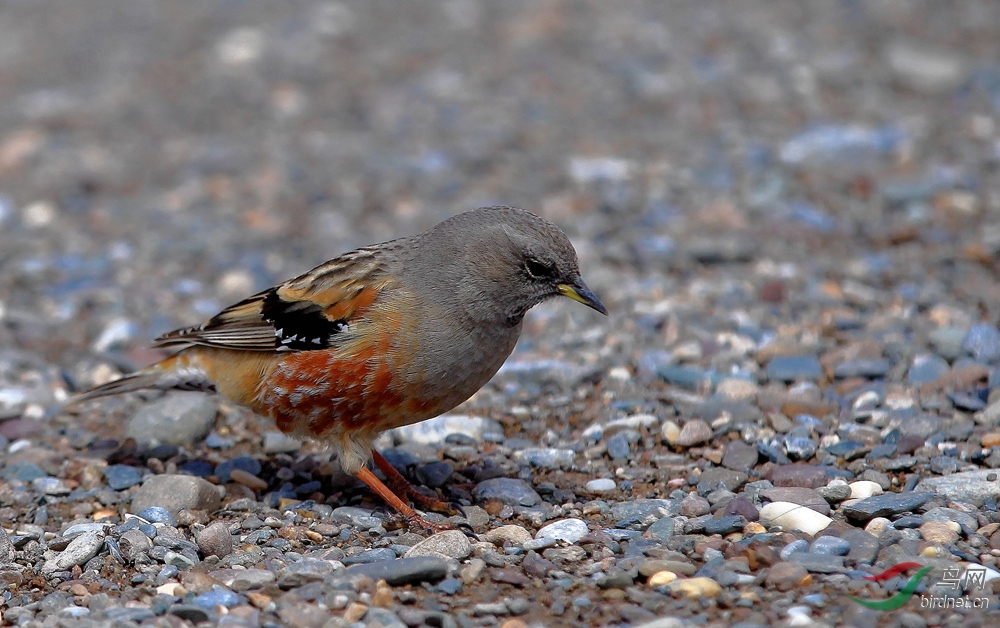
[196,521,233,558]
[842,492,932,521]
[131,475,221,516]
[346,556,450,585]
[126,392,217,446]
[472,478,541,507]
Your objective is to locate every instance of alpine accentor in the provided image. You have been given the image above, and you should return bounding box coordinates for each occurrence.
[76,206,607,528]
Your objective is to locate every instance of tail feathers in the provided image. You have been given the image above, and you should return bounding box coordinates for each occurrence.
[70,369,167,405]
[69,354,214,407]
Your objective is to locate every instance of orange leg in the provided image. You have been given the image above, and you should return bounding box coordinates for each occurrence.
[370,450,454,513]
[354,466,452,533]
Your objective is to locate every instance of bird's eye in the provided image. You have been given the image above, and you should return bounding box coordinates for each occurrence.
[524,258,555,278]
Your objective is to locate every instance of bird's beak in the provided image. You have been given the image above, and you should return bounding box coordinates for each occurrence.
[558,278,608,315]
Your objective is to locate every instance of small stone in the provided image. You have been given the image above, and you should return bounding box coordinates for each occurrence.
[606,432,631,459]
[346,556,450,585]
[676,420,713,447]
[42,531,104,574]
[864,518,892,535]
[766,356,823,382]
[645,517,676,543]
[771,464,827,489]
[721,441,760,472]
[229,468,268,491]
[392,414,503,445]
[473,478,541,507]
[809,536,851,556]
[197,522,233,558]
[848,481,884,499]
[788,553,846,573]
[104,465,144,491]
[759,487,830,515]
[833,358,891,379]
[585,478,616,493]
[666,576,722,598]
[415,461,454,487]
[678,494,710,518]
[816,482,851,503]
[842,492,932,521]
[126,392,217,446]
[760,502,832,536]
[963,323,1000,363]
[215,456,262,483]
[765,562,811,591]
[715,378,759,401]
[535,519,588,544]
[483,525,532,546]
[131,475,222,515]
[512,448,575,469]
[403,530,471,560]
[343,602,369,624]
[611,499,678,527]
[915,470,1000,506]
[919,521,959,545]
[0,526,13,563]
[907,354,951,385]
[648,571,678,586]
[278,558,339,587]
[661,421,681,445]
[119,528,153,562]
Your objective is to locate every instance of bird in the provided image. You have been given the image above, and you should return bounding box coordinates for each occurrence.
[73,206,607,530]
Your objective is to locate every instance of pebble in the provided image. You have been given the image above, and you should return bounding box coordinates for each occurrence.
[766,356,823,382]
[403,530,472,560]
[765,562,811,591]
[131,475,222,515]
[675,419,713,447]
[483,525,532,545]
[0,527,12,564]
[42,531,104,574]
[512,448,575,469]
[103,464,144,490]
[848,481,884,499]
[125,392,217,446]
[392,414,503,445]
[196,521,233,558]
[760,502,832,536]
[666,576,722,598]
[842,492,932,521]
[535,519,588,544]
[472,478,541,507]
[585,478,616,493]
[919,521,960,545]
[915,471,1000,506]
[347,557,450,585]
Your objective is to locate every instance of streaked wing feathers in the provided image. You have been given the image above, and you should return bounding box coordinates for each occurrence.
[153,250,389,352]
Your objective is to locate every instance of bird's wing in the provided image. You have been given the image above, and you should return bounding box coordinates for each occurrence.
[153,250,392,352]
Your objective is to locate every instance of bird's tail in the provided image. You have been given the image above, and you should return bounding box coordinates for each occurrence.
[69,354,212,406]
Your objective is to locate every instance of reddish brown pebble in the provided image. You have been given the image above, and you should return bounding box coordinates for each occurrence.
[229,468,269,491]
[765,562,811,591]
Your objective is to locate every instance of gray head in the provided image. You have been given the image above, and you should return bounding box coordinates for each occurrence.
[415,206,607,327]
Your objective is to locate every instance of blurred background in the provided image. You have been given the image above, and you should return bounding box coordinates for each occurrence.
[0,0,998,396]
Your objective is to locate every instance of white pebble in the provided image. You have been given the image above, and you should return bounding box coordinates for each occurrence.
[848,480,883,499]
[585,479,616,493]
[760,502,832,536]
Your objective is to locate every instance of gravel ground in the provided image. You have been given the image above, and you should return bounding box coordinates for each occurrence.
[2,1,1000,627]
